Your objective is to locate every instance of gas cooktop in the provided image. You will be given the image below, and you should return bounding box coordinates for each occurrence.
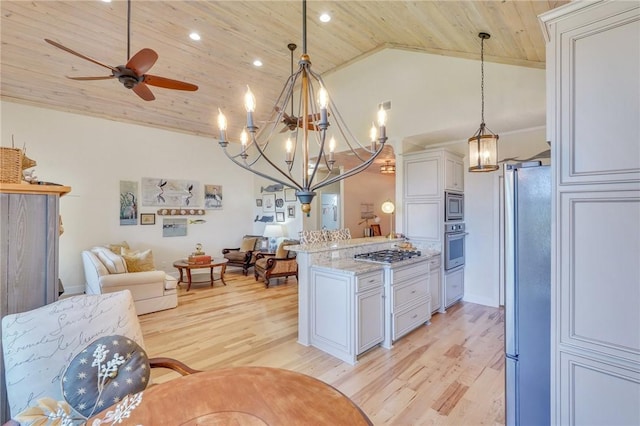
[353,249,422,264]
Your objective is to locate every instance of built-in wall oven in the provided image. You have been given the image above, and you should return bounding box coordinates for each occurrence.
[445,192,464,222]
[444,223,466,270]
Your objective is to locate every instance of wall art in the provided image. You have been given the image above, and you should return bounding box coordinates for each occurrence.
[204,184,223,209]
[157,208,205,216]
[162,218,188,237]
[262,193,276,213]
[287,205,295,218]
[119,180,138,226]
[276,211,285,222]
[284,188,297,202]
[140,213,155,225]
[141,177,201,207]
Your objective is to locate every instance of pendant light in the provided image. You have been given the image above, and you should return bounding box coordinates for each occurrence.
[468,32,499,172]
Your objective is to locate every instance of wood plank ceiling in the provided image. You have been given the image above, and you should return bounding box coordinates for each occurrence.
[1,1,568,141]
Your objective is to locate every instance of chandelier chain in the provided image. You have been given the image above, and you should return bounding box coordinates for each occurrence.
[481,36,485,125]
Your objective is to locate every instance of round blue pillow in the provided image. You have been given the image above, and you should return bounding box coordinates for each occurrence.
[61,335,150,418]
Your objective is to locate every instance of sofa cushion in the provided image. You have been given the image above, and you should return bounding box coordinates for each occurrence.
[276,240,299,258]
[92,246,127,274]
[299,230,327,244]
[121,249,155,272]
[62,335,150,418]
[107,241,130,255]
[328,228,351,241]
[1,291,144,417]
[240,237,257,252]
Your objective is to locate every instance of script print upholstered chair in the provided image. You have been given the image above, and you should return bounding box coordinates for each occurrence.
[1,290,198,425]
[254,240,299,288]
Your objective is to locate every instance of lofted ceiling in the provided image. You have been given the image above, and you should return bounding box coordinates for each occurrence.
[1,0,568,145]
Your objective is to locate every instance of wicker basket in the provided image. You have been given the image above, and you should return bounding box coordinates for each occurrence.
[1,147,23,183]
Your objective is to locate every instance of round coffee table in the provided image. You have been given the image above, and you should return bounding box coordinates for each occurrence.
[173,258,229,291]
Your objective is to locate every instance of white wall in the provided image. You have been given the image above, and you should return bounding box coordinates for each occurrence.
[343,171,396,238]
[1,101,255,294]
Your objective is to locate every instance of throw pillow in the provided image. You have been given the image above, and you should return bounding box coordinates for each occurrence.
[91,247,127,274]
[62,335,150,418]
[108,241,130,255]
[121,249,155,272]
[240,237,257,252]
[328,228,352,241]
[1,291,144,418]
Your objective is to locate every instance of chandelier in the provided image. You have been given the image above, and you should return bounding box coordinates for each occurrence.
[380,160,395,174]
[468,32,499,172]
[216,0,387,214]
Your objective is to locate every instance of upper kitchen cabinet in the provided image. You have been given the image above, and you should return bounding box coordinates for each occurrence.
[403,149,464,200]
[444,154,464,192]
[541,1,639,425]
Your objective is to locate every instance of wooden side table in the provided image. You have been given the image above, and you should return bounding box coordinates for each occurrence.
[172,258,228,291]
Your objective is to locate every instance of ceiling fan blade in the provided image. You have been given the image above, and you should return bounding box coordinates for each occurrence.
[66,76,115,81]
[44,39,119,72]
[126,48,158,75]
[143,74,198,91]
[132,82,155,101]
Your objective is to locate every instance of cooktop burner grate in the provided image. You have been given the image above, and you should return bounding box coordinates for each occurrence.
[353,249,422,264]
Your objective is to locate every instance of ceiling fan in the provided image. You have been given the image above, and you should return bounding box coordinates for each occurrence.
[275,43,323,133]
[43,0,197,101]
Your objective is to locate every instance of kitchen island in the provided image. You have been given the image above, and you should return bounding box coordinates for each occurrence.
[288,237,440,364]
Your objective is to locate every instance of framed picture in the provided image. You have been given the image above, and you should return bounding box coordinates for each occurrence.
[276,211,285,222]
[284,188,297,202]
[119,180,138,226]
[287,205,295,218]
[162,218,188,237]
[275,198,284,208]
[370,224,382,236]
[257,238,269,251]
[204,184,222,209]
[256,198,263,207]
[140,213,155,225]
[262,193,276,212]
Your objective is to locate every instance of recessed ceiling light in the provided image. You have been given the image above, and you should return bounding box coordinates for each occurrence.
[101,0,112,3]
[319,13,331,23]
[189,32,201,41]
[253,59,263,67]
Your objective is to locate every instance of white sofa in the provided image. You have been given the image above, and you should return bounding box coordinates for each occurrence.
[82,247,178,315]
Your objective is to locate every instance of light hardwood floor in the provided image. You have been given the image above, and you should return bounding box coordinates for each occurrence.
[139,270,505,425]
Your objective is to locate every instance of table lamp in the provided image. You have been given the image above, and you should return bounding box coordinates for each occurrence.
[263,224,283,252]
[381,200,395,239]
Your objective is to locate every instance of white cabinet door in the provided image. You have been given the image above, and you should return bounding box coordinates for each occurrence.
[405,154,439,198]
[404,200,441,241]
[541,2,640,424]
[444,156,464,192]
[356,287,384,355]
[429,255,442,313]
[444,266,464,308]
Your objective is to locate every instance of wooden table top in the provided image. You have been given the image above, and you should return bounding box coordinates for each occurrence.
[173,258,228,268]
[88,366,372,425]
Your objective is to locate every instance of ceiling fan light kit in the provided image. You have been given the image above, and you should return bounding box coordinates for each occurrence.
[43,0,198,101]
[217,0,388,215]
[468,32,499,172]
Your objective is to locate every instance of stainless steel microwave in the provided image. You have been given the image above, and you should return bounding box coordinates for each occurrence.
[445,192,464,221]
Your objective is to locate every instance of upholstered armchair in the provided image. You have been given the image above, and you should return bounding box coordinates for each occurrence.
[222,235,268,275]
[1,290,198,425]
[254,240,299,287]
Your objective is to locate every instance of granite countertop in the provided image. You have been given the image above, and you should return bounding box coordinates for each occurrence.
[312,250,438,275]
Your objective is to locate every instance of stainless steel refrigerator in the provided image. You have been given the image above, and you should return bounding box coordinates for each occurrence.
[504,163,551,426]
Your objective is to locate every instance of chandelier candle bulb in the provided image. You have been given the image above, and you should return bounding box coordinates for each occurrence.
[217,109,227,142]
[244,86,256,129]
[328,137,336,163]
[318,87,329,124]
[285,138,293,163]
[240,129,248,159]
[377,107,387,140]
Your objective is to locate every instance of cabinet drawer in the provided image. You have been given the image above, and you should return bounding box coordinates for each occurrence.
[445,276,464,307]
[356,271,383,292]
[393,300,431,340]
[392,261,429,283]
[393,278,429,309]
[428,255,441,269]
